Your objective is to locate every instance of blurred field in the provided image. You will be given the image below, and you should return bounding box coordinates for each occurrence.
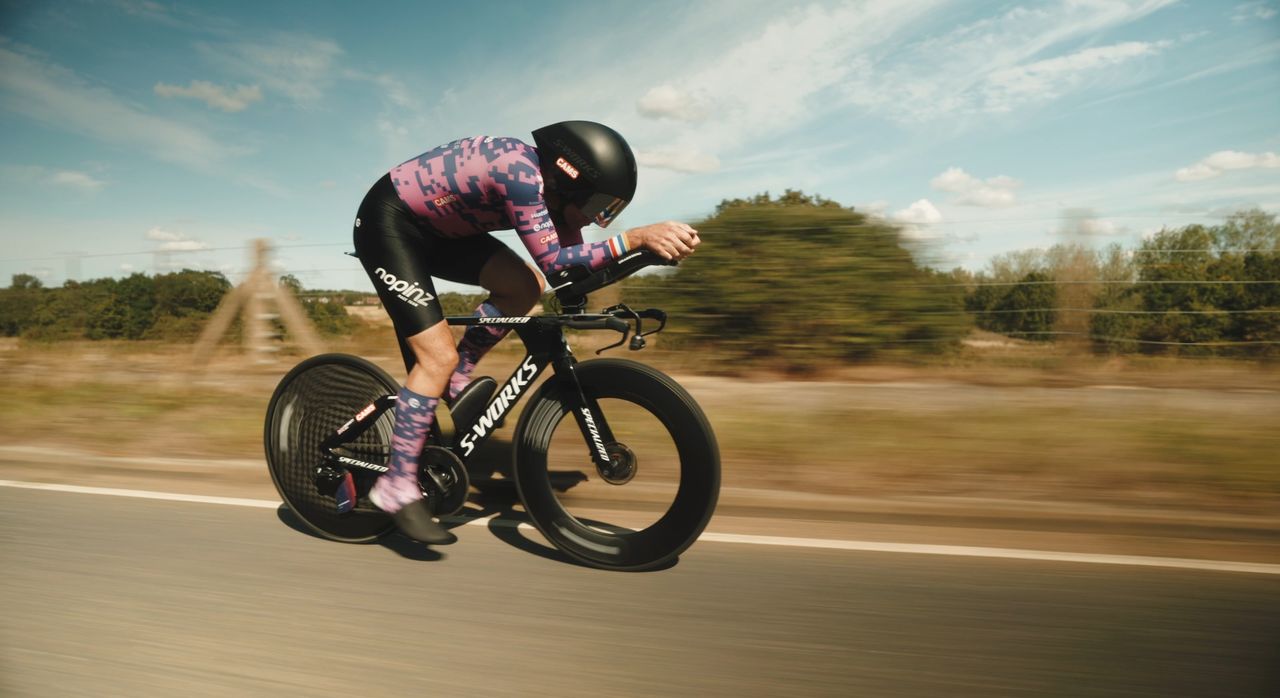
[2,334,1277,517]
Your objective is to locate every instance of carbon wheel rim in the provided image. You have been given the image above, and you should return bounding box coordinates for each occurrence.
[265,356,397,542]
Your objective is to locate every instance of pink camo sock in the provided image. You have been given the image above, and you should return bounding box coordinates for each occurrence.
[370,387,439,513]
[448,300,509,400]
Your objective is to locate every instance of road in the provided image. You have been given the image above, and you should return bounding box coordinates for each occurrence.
[2,486,1278,697]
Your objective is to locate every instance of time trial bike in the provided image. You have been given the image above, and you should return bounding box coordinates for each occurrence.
[263,250,720,571]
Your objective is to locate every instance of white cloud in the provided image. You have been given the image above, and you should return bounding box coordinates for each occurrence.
[1232,2,1278,21]
[146,227,183,242]
[636,85,710,122]
[154,80,262,112]
[842,0,1178,122]
[1059,208,1123,237]
[2,165,106,191]
[635,149,721,174]
[197,33,343,105]
[892,199,944,240]
[146,226,209,251]
[930,167,1021,207]
[50,170,107,191]
[1175,150,1280,181]
[157,240,211,252]
[621,0,943,172]
[893,198,943,224]
[890,197,942,224]
[983,40,1172,112]
[0,45,245,170]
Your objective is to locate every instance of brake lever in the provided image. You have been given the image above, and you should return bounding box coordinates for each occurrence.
[636,308,667,337]
[601,303,649,352]
[595,329,629,355]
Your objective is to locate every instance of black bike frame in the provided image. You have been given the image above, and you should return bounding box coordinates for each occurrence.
[319,313,625,475]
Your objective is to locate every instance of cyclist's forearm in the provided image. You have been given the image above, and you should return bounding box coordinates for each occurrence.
[526,235,630,274]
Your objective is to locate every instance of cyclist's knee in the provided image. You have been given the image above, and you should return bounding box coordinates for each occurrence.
[406,323,459,375]
[513,267,545,307]
[492,267,542,314]
[481,254,544,314]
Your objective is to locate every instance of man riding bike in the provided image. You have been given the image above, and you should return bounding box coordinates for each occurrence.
[352,120,700,545]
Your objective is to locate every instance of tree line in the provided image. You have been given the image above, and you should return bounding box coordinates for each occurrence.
[2,194,1276,368]
[955,209,1279,356]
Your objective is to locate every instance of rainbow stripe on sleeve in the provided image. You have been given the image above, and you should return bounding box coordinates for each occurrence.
[607,234,629,258]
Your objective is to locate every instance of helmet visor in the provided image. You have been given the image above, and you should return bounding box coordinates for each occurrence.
[582,193,629,228]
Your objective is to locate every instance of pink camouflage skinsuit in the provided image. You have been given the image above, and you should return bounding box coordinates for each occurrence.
[364,134,636,517]
[389,135,630,274]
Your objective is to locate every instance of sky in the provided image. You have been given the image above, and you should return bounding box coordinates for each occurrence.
[0,0,1277,294]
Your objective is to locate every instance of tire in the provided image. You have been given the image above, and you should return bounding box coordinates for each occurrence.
[513,359,720,571]
[264,353,399,542]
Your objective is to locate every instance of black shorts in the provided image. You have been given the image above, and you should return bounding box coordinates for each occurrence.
[353,173,507,371]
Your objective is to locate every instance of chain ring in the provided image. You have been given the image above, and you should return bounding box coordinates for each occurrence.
[417,445,470,516]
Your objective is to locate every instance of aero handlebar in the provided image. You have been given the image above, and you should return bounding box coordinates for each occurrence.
[549,250,676,309]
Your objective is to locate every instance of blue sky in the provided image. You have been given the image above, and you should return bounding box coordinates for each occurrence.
[1,0,1277,293]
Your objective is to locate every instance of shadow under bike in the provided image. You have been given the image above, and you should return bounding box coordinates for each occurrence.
[263,250,720,571]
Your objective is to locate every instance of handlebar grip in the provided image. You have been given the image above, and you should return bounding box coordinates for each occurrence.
[564,316,628,332]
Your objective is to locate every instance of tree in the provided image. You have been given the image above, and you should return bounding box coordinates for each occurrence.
[993,271,1058,339]
[1091,210,1280,356]
[620,191,968,370]
[0,274,45,335]
[153,269,230,317]
[10,273,43,290]
[279,274,304,295]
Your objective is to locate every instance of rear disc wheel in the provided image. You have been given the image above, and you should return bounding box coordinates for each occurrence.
[263,353,399,542]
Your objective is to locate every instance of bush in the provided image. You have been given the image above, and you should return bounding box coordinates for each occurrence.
[618,190,969,371]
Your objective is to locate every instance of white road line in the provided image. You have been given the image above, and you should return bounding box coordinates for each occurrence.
[3,480,1277,575]
[695,533,1280,575]
[0,480,281,509]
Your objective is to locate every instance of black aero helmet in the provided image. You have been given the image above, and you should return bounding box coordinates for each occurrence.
[532,120,637,228]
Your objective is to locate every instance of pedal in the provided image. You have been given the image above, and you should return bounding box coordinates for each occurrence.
[447,376,497,431]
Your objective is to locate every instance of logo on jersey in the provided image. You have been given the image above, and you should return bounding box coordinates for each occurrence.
[374,267,434,308]
[555,157,580,180]
[433,194,458,207]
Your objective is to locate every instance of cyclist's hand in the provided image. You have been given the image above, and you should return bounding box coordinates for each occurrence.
[626,222,700,261]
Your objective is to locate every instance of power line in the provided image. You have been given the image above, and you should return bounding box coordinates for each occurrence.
[914,307,1280,316]
[893,279,1280,289]
[0,242,348,264]
[1000,331,1280,347]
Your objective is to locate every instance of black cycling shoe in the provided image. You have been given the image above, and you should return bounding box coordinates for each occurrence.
[369,489,457,545]
[447,376,497,431]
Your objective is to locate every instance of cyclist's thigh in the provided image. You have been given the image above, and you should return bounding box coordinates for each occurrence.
[353,176,445,373]
[424,233,510,287]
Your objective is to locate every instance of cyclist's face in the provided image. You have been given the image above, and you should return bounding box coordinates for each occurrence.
[545,186,590,230]
[562,202,591,229]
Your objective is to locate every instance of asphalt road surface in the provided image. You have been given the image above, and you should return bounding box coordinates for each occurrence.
[3,487,1278,698]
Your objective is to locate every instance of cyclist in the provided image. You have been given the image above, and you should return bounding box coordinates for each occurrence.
[352,120,700,544]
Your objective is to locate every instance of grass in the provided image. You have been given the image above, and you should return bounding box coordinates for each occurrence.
[2,338,1277,514]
